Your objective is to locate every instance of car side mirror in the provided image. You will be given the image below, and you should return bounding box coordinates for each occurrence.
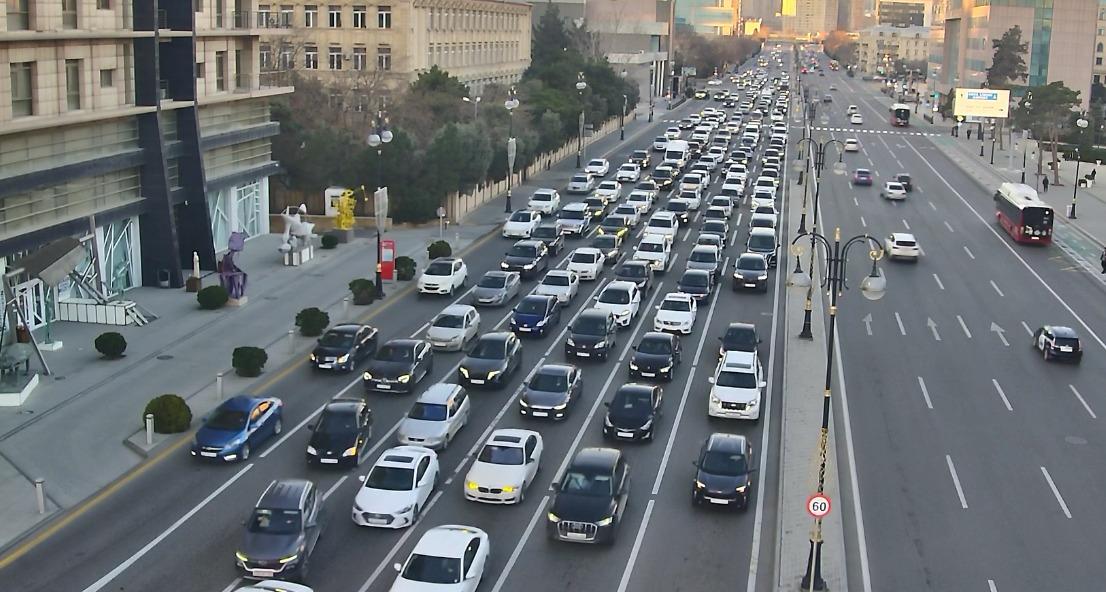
[307,423,315,431]
[747,467,760,474]
[692,460,699,468]
[527,457,536,464]
[551,481,560,489]
[393,562,403,573]
[603,401,610,407]
[759,381,767,388]
[358,474,367,483]
[708,376,716,384]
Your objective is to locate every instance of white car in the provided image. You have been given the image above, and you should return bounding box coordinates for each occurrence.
[527,189,561,215]
[680,174,705,194]
[846,104,859,115]
[595,180,622,203]
[535,269,580,303]
[653,292,698,334]
[707,350,765,421]
[665,127,681,140]
[881,181,908,200]
[709,196,733,218]
[886,232,920,260]
[633,233,673,272]
[643,211,679,241]
[707,78,723,86]
[653,136,668,151]
[463,429,543,504]
[418,257,468,296]
[850,113,864,125]
[613,203,641,227]
[566,247,605,281]
[558,202,591,235]
[749,212,778,232]
[427,304,481,351]
[397,383,471,450]
[750,190,775,211]
[352,445,439,528]
[615,163,642,183]
[753,176,777,195]
[502,210,542,238]
[585,158,611,177]
[566,173,596,194]
[593,281,642,327]
[844,138,860,152]
[626,190,655,214]
[389,525,489,591]
[234,582,313,592]
[720,184,743,206]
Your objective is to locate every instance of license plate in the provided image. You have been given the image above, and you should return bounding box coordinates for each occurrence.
[320,458,338,464]
[377,383,391,390]
[252,569,276,577]
[317,363,333,369]
[745,283,756,288]
[617,430,635,438]
[471,379,485,384]
[565,532,588,540]
[200,451,217,458]
[1060,346,1073,352]
[518,326,531,332]
[532,411,549,417]
[577,352,590,357]
[368,518,388,525]
[708,498,730,505]
[641,372,655,377]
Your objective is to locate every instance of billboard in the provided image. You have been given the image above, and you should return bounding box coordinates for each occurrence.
[953,88,1011,118]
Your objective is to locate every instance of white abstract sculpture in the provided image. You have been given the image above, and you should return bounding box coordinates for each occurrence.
[279,204,316,253]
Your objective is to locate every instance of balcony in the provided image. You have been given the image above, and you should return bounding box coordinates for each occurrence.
[255,13,295,29]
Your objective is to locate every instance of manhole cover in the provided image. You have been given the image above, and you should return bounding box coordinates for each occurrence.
[53,376,66,381]
[156,355,174,360]
[1065,435,1088,445]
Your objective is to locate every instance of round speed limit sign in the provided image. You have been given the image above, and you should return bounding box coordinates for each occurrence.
[806,494,831,518]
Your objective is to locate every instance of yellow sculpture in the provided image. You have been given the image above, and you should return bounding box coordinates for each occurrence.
[335,188,356,230]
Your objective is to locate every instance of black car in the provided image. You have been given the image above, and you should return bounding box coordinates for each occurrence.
[894,173,914,192]
[677,269,715,300]
[236,479,323,582]
[732,252,770,292]
[614,260,654,292]
[311,324,379,372]
[584,196,608,220]
[565,309,618,360]
[591,234,623,265]
[511,294,563,337]
[629,149,652,170]
[665,199,691,225]
[459,332,523,388]
[603,384,663,442]
[700,220,729,249]
[547,447,629,544]
[1034,325,1083,363]
[652,168,676,190]
[629,331,681,381]
[306,399,373,467]
[692,433,756,509]
[501,240,549,279]
[597,214,631,238]
[363,339,434,393]
[634,179,660,199]
[520,364,583,420]
[531,224,565,255]
[719,322,760,358]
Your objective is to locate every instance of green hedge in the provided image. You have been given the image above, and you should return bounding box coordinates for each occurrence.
[94,331,127,359]
[232,346,268,377]
[143,394,192,434]
[197,285,229,310]
[295,307,330,337]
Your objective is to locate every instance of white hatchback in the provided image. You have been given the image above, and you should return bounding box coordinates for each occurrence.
[502,210,541,239]
[886,232,920,260]
[352,445,439,529]
[653,292,698,334]
[592,281,642,327]
[844,138,860,152]
[389,525,489,592]
[535,269,580,303]
[463,429,543,504]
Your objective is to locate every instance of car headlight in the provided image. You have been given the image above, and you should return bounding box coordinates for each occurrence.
[519,398,530,407]
[629,361,639,370]
[460,367,470,377]
[342,446,358,457]
[363,371,373,380]
[397,374,411,384]
[278,553,299,564]
[758,274,768,280]
[523,263,535,270]
[398,504,415,514]
[566,339,576,347]
[487,370,502,379]
[597,516,614,526]
[604,416,613,427]
[548,512,561,523]
[306,445,318,455]
[710,394,722,405]
[501,485,517,493]
[748,399,758,407]
[537,318,547,327]
[660,363,673,373]
[466,480,479,490]
[695,480,706,489]
[640,418,653,430]
[337,353,350,364]
[236,551,249,562]
[736,484,748,493]
[553,401,569,410]
[595,340,607,348]
[501,262,510,269]
[309,353,317,361]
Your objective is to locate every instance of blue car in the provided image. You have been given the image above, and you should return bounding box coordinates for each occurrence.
[191,395,283,462]
[510,294,562,337]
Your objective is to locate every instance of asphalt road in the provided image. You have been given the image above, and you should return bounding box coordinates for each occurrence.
[2,55,797,592]
[799,62,1106,591]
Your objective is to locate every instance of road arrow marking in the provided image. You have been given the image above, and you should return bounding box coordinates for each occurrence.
[990,322,1009,346]
[927,317,941,341]
[862,313,873,336]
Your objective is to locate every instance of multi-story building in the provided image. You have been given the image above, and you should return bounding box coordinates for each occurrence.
[0,0,290,328]
[1093,0,1106,90]
[857,24,929,73]
[676,0,740,35]
[784,0,839,37]
[258,0,531,95]
[877,0,929,26]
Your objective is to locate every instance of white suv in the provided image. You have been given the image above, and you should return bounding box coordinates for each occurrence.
[418,257,468,296]
[633,234,673,272]
[643,212,679,241]
[707,350,765,421]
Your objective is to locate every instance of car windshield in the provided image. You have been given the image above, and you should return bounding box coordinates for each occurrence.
[516,299,548,315]
[633,151,647,159]
[589,160,605,168]
[638,337,672,355]
[432,314,465,329]
[206,408,247,431]
[717,369,757,388]
[561,210,586,220]
[599,289,631,305]
[318,331,355,348]
[661,297,692,312]
[601,217,625,228]
[701,450,748,476]
[639,241,664,253]
[543,274,570,287]
[752,218,774,228]
[509,245,538,258]
[1055,337,1080,347]
[616,206,636,216]
[681,273,709,287]
[571,175,589,184]
[402,554,463,585]
[620,165,636,172]
[478,274,506,289]
[618,264,646,278]
[560,470,613,496]
[738,256,767,271]
[532,193,553,202]
[611,389,652,416]
[509,211,532,222]
[376,344,414,362]
[667,201,689,212]
[599,182,618,191]
[690,250,717,263]
[316,409,357,434]
[531,226,558,239]
[469,339,506,360]
[478,444,525,465]
[748,235,775,250]
[572,251,598,264]
[648,218,672,229]
[704,222,727,234]
[593,236,618,249]
[365,466,414,491]
[247,508,301,535]
[408,402,448,421]
[529,371,568,392]
[573,316,608,336]
[653,169,673,179]
[425,261,453,276]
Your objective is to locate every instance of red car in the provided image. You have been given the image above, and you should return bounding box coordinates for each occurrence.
[853,168,873,186]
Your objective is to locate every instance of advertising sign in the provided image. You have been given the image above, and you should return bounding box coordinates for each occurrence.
[380,239,395,281]
[953,88,1011,119]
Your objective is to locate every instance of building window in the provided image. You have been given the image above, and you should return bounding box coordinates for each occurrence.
[280,4,293,26]
[377,45,391,71]
[305,45,319,69]
[304,4,317,27]
[196,61,205,79]
[8,0,29,29]
[65,59,81,110]
[329,46,343,69]
[215,51,227,90]
[1098,42,1104,53]
[167,159,181,189]
[97,0,109,7]
[1098,57,1104,66]
[10,62,33,117]
[279,43,293,69]
[100,68,114,87]
[257,4,271,26]
[329,5,341,27]
[260,43,272,69]
[62,0,77,28]
[353,5,366,28]
[377,5,391,28]
[353,46,367,70]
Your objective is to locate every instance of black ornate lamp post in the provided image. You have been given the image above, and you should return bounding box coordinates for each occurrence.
[366,99,393,299]
[648,64,655,122]
[504,87,520,213]
[792,137,847,339]
[575,72,587,168]
[789,228,887,590]
[1071,114,1089,219]
[620,69,628,141]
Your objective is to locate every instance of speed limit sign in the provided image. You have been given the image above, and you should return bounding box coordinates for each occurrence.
[807,494,831,518]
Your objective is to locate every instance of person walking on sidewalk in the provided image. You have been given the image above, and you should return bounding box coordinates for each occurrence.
[1100,247,1106,274]
[1042,176,1049,192]
[967,128,972,140]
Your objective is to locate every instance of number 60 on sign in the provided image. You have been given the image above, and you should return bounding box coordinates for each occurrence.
[807,494,831,518]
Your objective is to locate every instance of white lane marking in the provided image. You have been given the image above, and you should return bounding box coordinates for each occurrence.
[322,475,349,501]
[944,221,955,232]
[989,280,1005,297]
[448,365,539,483]
[902,219,910,230]
[860,215,867,228]
[991,379,1013,411]
[356,490,445,592]
[833,327,875,591]
[1040,466,1072,519]
[946,455,969,509]
[928,201,937,211]
[541,278,611,357]
[489,495,549,592]
[1069,385,1097,419]
[895,312,906,335]
[1021,320,1034,336]
[917,376,934,409]
[616,498,656,592]
[988,580,999,592]
[956,315,972,339]
[409,322,431,338]
[964,245,975,259]
[81,463,255,592]
[853,197,859,207]
[933,273,945,290]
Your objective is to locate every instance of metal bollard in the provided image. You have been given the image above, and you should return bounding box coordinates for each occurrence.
[216,370,226,400]
[287,329,295,356]
[33,478,45,514]
[342,297,350,321]
[145,413,154,446]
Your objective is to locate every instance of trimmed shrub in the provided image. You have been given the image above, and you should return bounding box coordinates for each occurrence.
[295,307,330,337]
[321,233,340,249]
[94,331,127,359]
[143,394,192,434]
[232,346,268,377]
[427,240,452,260]
[395,256,417,281]
[349,278,376,305]
[197,285,229,310]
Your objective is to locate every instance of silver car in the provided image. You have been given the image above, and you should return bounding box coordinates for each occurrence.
[567,173,596,194]
[397,383,471,450]
[686,244,723,280]
[534,270,580,304]
[471,271,521,307]
[426,304,480,351]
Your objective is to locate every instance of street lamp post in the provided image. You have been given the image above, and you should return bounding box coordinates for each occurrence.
[366,100,394,299]
[462,96,481,119]
[1071,115,1089,218]
[576,72,587,168]
[793,137,847,340]
[504,87,520,213]
[648,64,655,123]
[790,229,887,591]
[621,93,628,141]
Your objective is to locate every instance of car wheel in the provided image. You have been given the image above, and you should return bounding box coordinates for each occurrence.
[519,487,526,504]
[240,443,251,461]
[273,418,283,435]
[1043,348,1051,361]
[412,503,422,524]
[296,555,310,583]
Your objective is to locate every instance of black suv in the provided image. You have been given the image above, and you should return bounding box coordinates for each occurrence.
[629,149,652,169]
[531,224,565,255]
[548,448,630,544]
[629,331,681,381]
[1034,325,1083,363]
[565,309,618,360]
[236,479,324,582]
[306,399,373,467]
[692,433,756,509]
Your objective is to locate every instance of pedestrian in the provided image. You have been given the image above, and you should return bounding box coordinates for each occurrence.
[1042,176,1050,192]
[1100,247,1106,274]
[1091,168,1098,181]
[967,128,972,140]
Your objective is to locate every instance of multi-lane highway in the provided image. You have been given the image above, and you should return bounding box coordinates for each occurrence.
[2,54,797,592]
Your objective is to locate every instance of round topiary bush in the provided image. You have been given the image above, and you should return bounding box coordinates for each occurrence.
[197,285,229,310]
[143,394,192,434]
[321,233,339,249]
[295,307,330,337]
[427,240,452,260]
[349,278,376,305]
[232,346,268,377]
[94,331,127,359]
[395,256,416,281]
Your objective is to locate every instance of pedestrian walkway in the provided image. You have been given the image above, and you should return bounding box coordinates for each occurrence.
[811,126,942,137]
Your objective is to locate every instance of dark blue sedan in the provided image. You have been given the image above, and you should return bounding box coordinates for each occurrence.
[510,294,562,337]
[191,395,283,462]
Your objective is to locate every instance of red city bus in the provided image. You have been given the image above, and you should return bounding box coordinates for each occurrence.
[889,103,910,127]
[994,182,1053,245]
